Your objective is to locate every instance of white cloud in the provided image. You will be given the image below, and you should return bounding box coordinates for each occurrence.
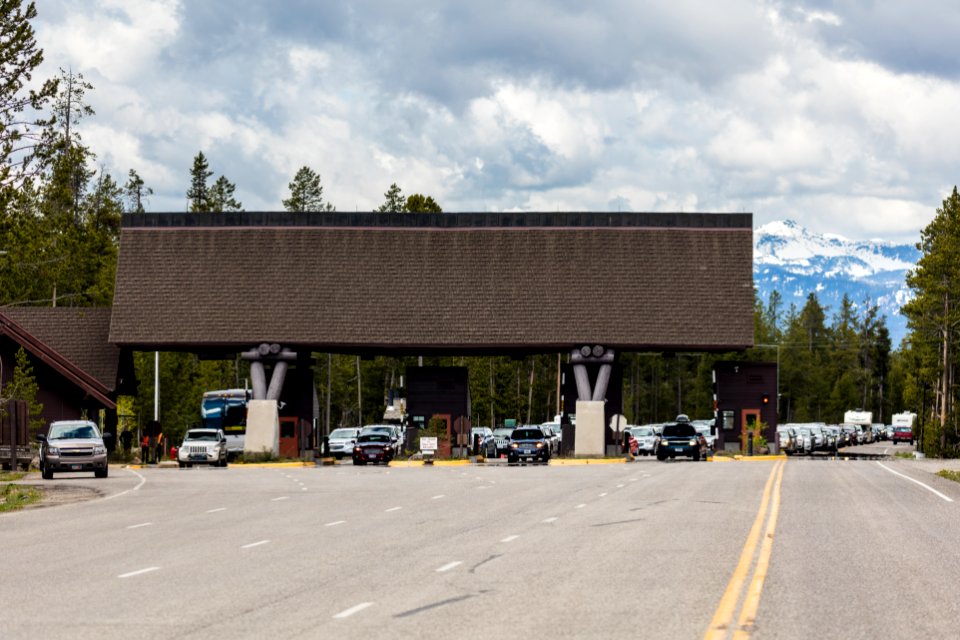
[27,1,960,242]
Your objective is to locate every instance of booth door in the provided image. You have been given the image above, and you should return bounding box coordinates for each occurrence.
[741,409,761,454]
[279,417,299,458]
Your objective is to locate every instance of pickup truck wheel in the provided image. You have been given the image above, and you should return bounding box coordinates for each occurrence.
[179,462,186,468]
[41,465,53,480]
[95,467,108,479]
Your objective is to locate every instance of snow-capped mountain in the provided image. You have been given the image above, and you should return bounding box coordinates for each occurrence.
[754,220,920,346]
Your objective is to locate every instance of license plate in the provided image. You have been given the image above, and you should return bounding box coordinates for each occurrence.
[71,464,81,470]
[190,454,205,460]
[368,454,377,459]
[674,447,685,452]
[524,449,532,454]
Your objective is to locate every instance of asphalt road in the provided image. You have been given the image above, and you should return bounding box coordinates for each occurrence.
[3,454,960,640]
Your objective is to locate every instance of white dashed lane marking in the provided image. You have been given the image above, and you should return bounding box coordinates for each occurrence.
[436,561,462,572]
[575,503,587,509]
[325,520,346,527]
[126,522,153,529]
[241,540,270,549]
[206,507,227,513]
[118,567,159,579]
[599,492,608,497]
[543,517,559,523]
[333,602,373,619]
[431,494,446,500]
[385,506,403,512]
[501,535,520,543]
[271,497,290,502]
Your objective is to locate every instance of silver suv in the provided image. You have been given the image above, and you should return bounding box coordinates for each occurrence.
[178,428,228,467]
[37,420,109,479]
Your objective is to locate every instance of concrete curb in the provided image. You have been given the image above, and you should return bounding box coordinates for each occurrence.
[387,459,473,467]
[548,458,628,466]
[712,454,787,462]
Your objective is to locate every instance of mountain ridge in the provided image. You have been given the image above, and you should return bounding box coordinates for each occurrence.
[753,219,919,346]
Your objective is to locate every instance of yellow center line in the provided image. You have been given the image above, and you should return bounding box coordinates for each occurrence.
[704,460,782,640]
[733,459,785,638]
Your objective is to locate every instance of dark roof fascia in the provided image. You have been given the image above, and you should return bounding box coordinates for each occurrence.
[122,211,753,230]
[0,312,116,408]
[114,342,754,356]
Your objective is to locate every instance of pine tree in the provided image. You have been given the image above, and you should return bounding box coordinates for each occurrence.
[2,347,45,432]
[903,186,960,456]
[209,175,242,212]
[124,168,152,213]
[0,0,57,201]
[186,151,213,211]
[377,182,404,213]
[283,166,334,212]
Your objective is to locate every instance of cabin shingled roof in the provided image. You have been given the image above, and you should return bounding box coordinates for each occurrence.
[2,307,120,392]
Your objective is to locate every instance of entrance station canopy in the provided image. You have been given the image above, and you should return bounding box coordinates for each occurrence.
[109,211,754,354]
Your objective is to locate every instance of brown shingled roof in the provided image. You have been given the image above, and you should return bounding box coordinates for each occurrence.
[110,213,754,353]
[2,307,120,392]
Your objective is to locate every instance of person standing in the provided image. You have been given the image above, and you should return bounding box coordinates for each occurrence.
[140,434,150,464]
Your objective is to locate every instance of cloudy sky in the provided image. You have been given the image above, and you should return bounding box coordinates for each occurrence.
[31,0,960,243]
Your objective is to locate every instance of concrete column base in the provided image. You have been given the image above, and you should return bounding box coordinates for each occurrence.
[574,401,605,457]
[244,400,280,459]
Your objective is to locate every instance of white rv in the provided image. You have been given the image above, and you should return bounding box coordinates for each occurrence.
[842,409,874,444]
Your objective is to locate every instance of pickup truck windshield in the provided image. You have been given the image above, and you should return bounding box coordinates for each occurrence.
[662,424,696,438]
[511,429,544,440]
[185,431,220,441]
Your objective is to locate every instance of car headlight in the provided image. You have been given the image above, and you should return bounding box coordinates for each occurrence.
[94,445,106,455]
[48,447,59,455]
[536,442,544,448]
[689,439,698,446]
[510,443,519,449]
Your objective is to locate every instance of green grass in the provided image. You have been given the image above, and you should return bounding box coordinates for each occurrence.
[894,451,914,459]
[0,482,41,512]
[936,469,960,483]
[0,471,26,482]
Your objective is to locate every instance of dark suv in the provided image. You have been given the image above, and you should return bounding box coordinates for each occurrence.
[508,427,551,463]
[656,422,708,462]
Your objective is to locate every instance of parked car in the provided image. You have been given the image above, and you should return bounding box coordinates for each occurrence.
[892,426,915,445]
[507,426,551,464]
[885,425,895,440]
[873,423,887,441]
[327,427,361,459]
[776,426,798,455]
[37,420,110,479]
[839,425,856,447]
[796,426,815,455]
[540,424,561,455]
[809,425,826,451]
[352,432,395,465]
[178,428,228,468]
[629,426,659,456]
[692,420,716,453]
[822,425,841,451]
[656,422,708,462]
[470,426,497,457]
[540,420,563,450]
[493,428,513,457]
[360,425,402,456]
